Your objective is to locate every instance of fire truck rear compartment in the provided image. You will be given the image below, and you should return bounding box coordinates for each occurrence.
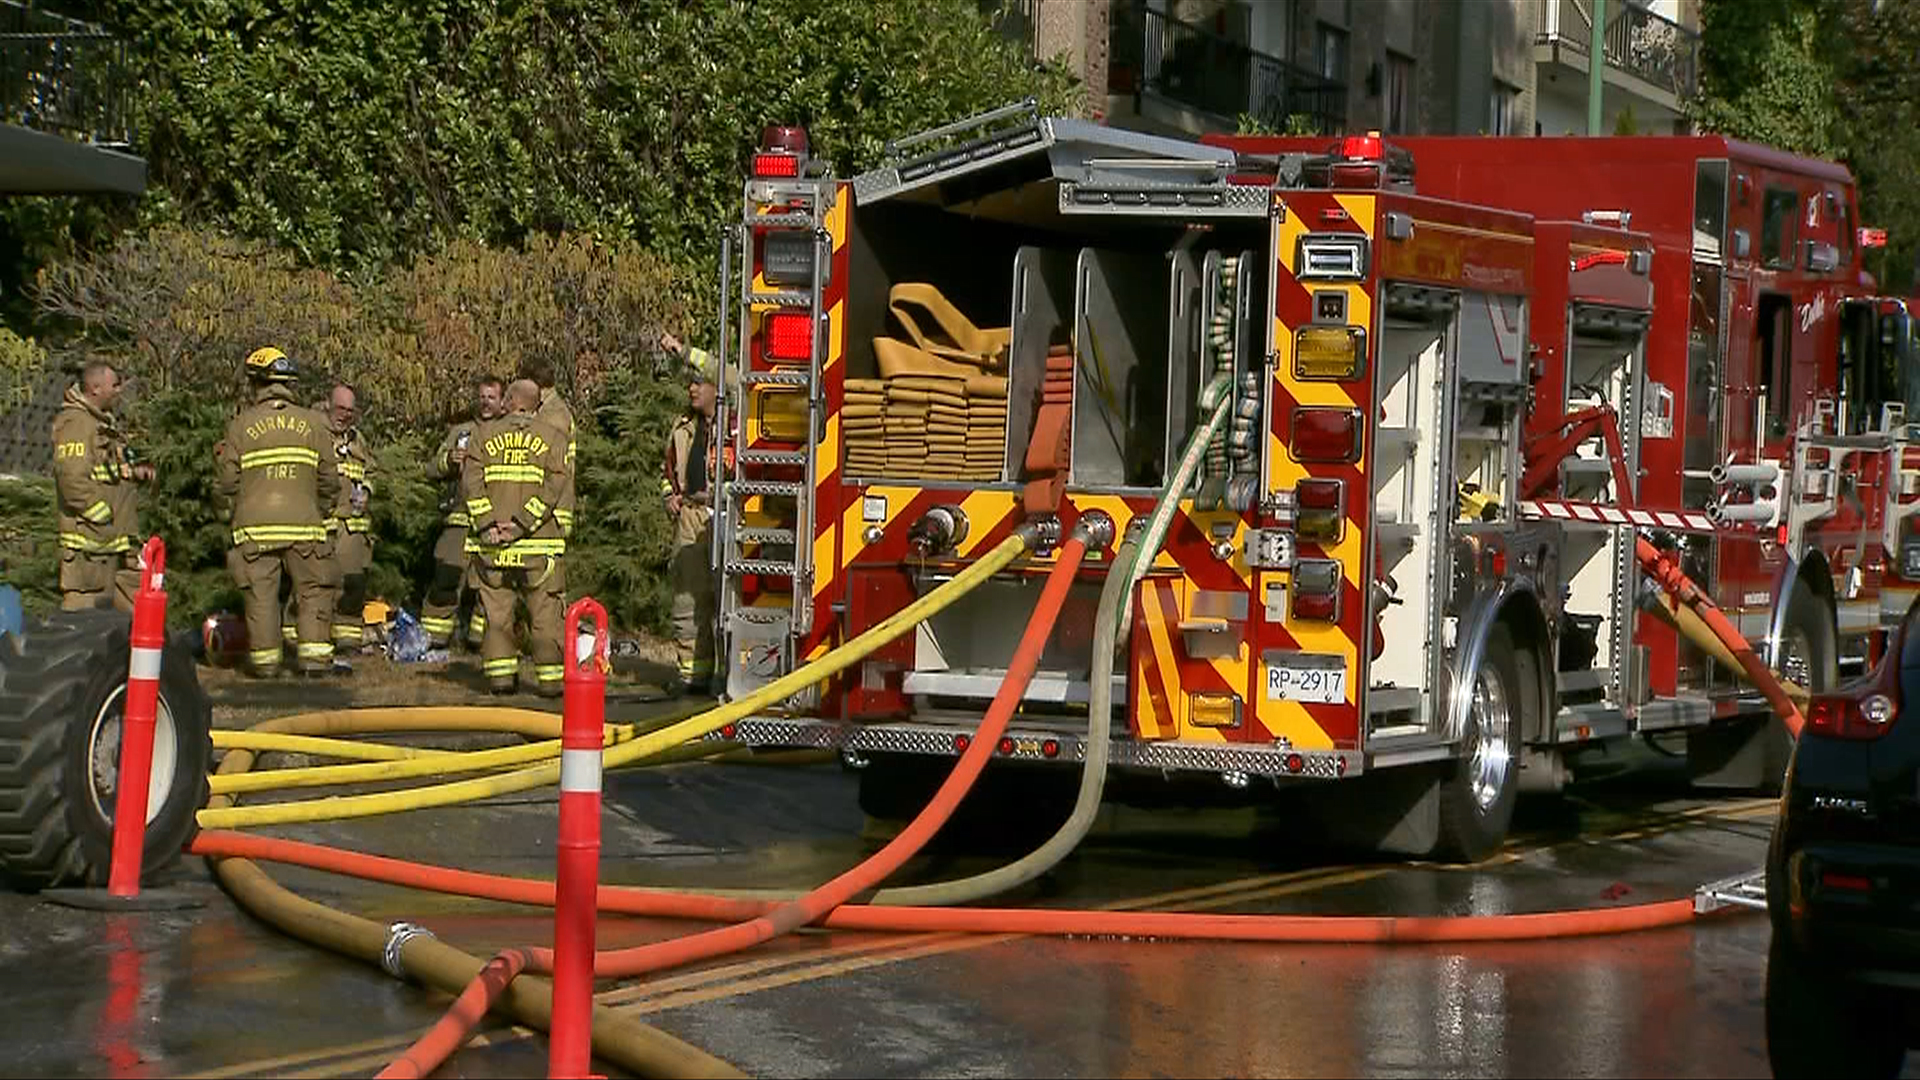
[844,195,1266,490]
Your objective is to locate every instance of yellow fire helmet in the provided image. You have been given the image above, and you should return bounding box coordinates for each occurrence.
[244,346,299,383]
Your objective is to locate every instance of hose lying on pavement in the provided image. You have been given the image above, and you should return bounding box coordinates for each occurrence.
[370,523,1092,1080]
[374,949,528,1080]
[196,531,1034,829]
[191,823,1708,943]
[202,712,747,1080]
[203,523,1074,1078]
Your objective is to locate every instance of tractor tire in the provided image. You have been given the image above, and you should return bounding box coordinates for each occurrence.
[1433,622,1526,863]
[0,609,212,891]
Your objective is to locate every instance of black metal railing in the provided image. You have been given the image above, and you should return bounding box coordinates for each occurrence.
[1535,0,1699,101]
[0,1,132,147]
[1111,2,1345,135]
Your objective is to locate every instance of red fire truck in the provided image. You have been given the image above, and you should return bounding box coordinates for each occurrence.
[704,102,1919,860]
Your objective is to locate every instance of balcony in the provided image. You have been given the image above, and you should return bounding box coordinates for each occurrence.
[0,1,142,194]
[1110,2,1345,136]
[1535,0,1699,107]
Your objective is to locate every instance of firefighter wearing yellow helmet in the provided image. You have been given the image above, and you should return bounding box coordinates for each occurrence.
[215,347,341,677]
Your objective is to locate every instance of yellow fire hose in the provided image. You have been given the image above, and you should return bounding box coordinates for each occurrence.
[196,531,1033,829]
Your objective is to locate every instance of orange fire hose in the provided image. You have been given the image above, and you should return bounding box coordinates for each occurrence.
[189,829,1709,943]
[1634,536,1807,737]
[376,949,530,1079]
[330,527,1087,1077]
[526,530,1088,978]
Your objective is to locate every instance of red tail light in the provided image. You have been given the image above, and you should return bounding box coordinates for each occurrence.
[1805,659,1901,740]
[752,152,801,178]
[765,310,813,361]
[1820,871,1873,892]
[1290,408,1362,464]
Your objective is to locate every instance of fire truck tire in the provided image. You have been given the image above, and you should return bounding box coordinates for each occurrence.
[0,609,212,891]
[1433,622,1526,863]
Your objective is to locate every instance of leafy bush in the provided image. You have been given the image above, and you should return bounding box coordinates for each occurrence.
[0,476,61,617]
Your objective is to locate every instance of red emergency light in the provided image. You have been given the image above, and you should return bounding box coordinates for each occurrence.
[753,125,811,178]
[765,310,813,361]
[1860,227,1889,249]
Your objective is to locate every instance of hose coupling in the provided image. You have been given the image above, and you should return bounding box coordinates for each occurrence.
[1074,510,1116,549]
[907,505,970,557]
[382,921,437,980]
[1023,513,1063,553]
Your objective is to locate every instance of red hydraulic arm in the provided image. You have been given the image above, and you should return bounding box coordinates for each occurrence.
[1523,404,1635,502]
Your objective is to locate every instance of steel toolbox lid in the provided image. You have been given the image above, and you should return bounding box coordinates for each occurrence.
[850,102,1245,224]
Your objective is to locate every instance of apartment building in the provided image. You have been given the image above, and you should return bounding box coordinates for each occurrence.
[1002,0,1699,139]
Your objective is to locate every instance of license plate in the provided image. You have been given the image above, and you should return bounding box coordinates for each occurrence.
[1265,656,1348,704]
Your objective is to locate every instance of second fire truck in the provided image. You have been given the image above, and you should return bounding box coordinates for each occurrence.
[701,102,1920,861]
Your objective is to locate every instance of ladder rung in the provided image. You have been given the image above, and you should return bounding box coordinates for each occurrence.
[727,559,800,577]
[748,290,812,307]
[736,527,797,545]
[739,449,807,465]
[743,371,812,387]
[748,213,816,230]
[731,480,804,498]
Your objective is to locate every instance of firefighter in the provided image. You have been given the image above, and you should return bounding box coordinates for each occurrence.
[659,332,723,696]
[420,375,504,649]
[516,355,576,541]
[216,347,341,677]
[283,383,375,661]
[461,378,571,696]
[49,361,150,612]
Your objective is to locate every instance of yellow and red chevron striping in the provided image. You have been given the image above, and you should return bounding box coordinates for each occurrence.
[1258,190,1377,751]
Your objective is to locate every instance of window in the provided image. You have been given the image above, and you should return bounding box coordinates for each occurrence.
[1760,186,1799,270]
[1317,23,1347,83]
[1385,51,1413,134]
[1487,80,1519,136]
[1692,160,1728,262]
[1757,292,1791,438]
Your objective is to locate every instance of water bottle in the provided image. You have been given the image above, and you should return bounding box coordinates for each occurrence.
[386,609,431,663]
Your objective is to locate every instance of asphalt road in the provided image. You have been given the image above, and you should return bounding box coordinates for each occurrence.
[2,692,1916,1079]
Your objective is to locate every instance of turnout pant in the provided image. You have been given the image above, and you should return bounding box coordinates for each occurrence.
[330,529,373,649]
[282,529,370,652]
[420,525,483,647]
[59,548,139,614]
[475,554,565,694]
[669,511,716,688]
[233,540,337,675]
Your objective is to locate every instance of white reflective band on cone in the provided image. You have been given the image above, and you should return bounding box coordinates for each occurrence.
[559,748,603,794]
[129,646,163,681]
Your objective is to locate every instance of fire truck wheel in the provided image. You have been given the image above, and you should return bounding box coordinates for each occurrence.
[0,610,213,891]
[1434,621,1526,863]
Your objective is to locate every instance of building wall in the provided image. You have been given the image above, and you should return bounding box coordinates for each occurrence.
[1093,0,1694,139]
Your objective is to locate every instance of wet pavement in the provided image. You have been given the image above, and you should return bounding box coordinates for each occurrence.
[3,674,1917,1078]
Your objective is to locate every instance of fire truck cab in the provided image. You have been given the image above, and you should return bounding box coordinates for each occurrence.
[706,102,1919,861]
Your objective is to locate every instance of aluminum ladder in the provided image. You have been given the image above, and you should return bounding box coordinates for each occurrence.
[713,168,834,700]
